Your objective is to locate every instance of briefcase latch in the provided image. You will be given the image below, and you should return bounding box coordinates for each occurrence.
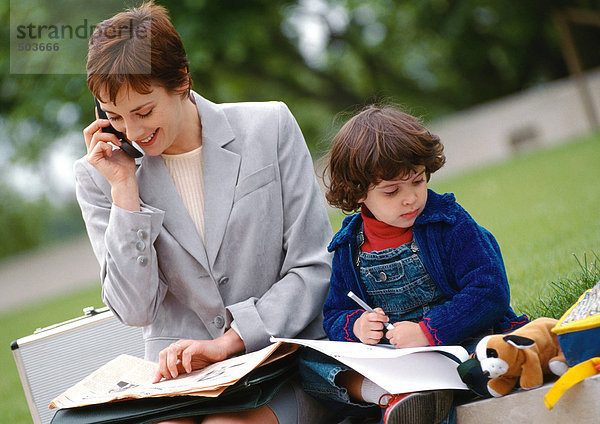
[83,306,102,317]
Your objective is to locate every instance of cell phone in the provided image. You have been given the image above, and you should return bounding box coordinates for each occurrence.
[94,98,143,158]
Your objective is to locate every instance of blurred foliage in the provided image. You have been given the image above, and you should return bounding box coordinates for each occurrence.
[0,184,46,258]
[1,0,600,258]
[0,183,85,260]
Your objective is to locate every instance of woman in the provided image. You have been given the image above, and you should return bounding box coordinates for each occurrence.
[76,2,333,423]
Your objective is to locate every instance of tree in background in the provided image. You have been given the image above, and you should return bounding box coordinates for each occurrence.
[0,0,598,257]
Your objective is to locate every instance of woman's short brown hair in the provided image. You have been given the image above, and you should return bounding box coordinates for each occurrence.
[87,1,191,103]
[324,105,446,213]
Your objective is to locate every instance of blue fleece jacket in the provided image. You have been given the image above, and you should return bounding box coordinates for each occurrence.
[323,189,528,345]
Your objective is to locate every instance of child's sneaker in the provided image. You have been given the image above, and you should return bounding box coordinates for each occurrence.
[380,390,454,424]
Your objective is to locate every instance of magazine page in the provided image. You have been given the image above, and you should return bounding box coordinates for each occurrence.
[51,341,295,409]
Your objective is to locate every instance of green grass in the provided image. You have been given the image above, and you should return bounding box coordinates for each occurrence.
[523,253,600,319]
[431,134,600,312]
[3,133,600,422]
[0,285,102,424]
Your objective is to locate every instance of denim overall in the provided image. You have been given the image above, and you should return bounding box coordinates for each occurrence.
[299,230,456,423]
[356,230,445,325]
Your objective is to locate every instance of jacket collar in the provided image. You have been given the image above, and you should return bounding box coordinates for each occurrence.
[415,189,458,226]
[327,189,458,251]
[327,213,362,252]
[137,91,241,271]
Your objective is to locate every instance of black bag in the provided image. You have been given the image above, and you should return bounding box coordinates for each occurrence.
[456,357,491,398]
[50,351,298,424]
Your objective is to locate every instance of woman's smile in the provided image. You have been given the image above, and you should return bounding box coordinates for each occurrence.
[136,128,159,146]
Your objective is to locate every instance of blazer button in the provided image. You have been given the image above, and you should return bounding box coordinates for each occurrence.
[214,315,225,329]
[137,229,148,239]
[135,241,146,251]
[137,255,148,266]
[219,277,229,285]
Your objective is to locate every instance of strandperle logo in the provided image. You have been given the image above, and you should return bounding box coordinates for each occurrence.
[15,18,147,41]
[16,19,97,40]
[9,0,148,74]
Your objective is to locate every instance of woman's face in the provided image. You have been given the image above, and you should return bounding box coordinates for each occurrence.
[97,84,199,156]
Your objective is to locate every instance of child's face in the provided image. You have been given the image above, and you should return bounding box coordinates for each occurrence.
[360,166,428,228]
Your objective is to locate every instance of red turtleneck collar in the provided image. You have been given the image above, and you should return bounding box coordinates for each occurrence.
[361,207,413,252]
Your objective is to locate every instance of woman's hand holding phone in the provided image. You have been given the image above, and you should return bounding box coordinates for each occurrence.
[83,114,141,212]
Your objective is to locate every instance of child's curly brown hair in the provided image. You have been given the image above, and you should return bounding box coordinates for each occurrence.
[324,105,446,213]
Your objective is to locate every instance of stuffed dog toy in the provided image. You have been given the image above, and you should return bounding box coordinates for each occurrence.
[475,317,568,397]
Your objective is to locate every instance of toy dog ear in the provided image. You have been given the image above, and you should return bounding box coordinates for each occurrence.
[503,335,535,349]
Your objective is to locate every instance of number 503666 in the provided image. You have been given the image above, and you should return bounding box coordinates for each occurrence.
[18,43,60,51]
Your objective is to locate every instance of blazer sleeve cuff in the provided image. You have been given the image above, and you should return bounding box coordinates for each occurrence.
[107,203,165,242]
[226,298,271,353]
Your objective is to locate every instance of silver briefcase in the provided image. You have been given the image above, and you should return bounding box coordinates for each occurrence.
[11,306,145,424]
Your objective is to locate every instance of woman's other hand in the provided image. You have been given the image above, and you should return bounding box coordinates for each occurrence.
[153,329,245,383]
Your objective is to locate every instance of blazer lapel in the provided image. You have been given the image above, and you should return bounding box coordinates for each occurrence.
[137,93,240,273]
[193,93,240,269]
[137,155,210,270]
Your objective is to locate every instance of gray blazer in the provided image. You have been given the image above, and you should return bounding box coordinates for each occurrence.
[75,92,333,361]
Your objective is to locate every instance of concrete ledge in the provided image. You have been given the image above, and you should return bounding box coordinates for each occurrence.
[457,373,600,423]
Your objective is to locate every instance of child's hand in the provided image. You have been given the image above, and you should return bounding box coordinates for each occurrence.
[386,321,429,348]
[353,308,390,344]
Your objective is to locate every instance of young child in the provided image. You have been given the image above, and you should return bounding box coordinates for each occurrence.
[300,105,528,424]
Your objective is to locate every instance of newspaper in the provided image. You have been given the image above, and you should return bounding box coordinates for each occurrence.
[272,337,470,394]
[50,341,297,410]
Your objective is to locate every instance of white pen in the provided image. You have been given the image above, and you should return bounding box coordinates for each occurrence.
[347,291,395,331]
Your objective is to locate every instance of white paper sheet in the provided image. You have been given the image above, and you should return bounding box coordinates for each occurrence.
[272,337,469,393]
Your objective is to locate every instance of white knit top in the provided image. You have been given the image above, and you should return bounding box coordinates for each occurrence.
[161,146,205,242]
